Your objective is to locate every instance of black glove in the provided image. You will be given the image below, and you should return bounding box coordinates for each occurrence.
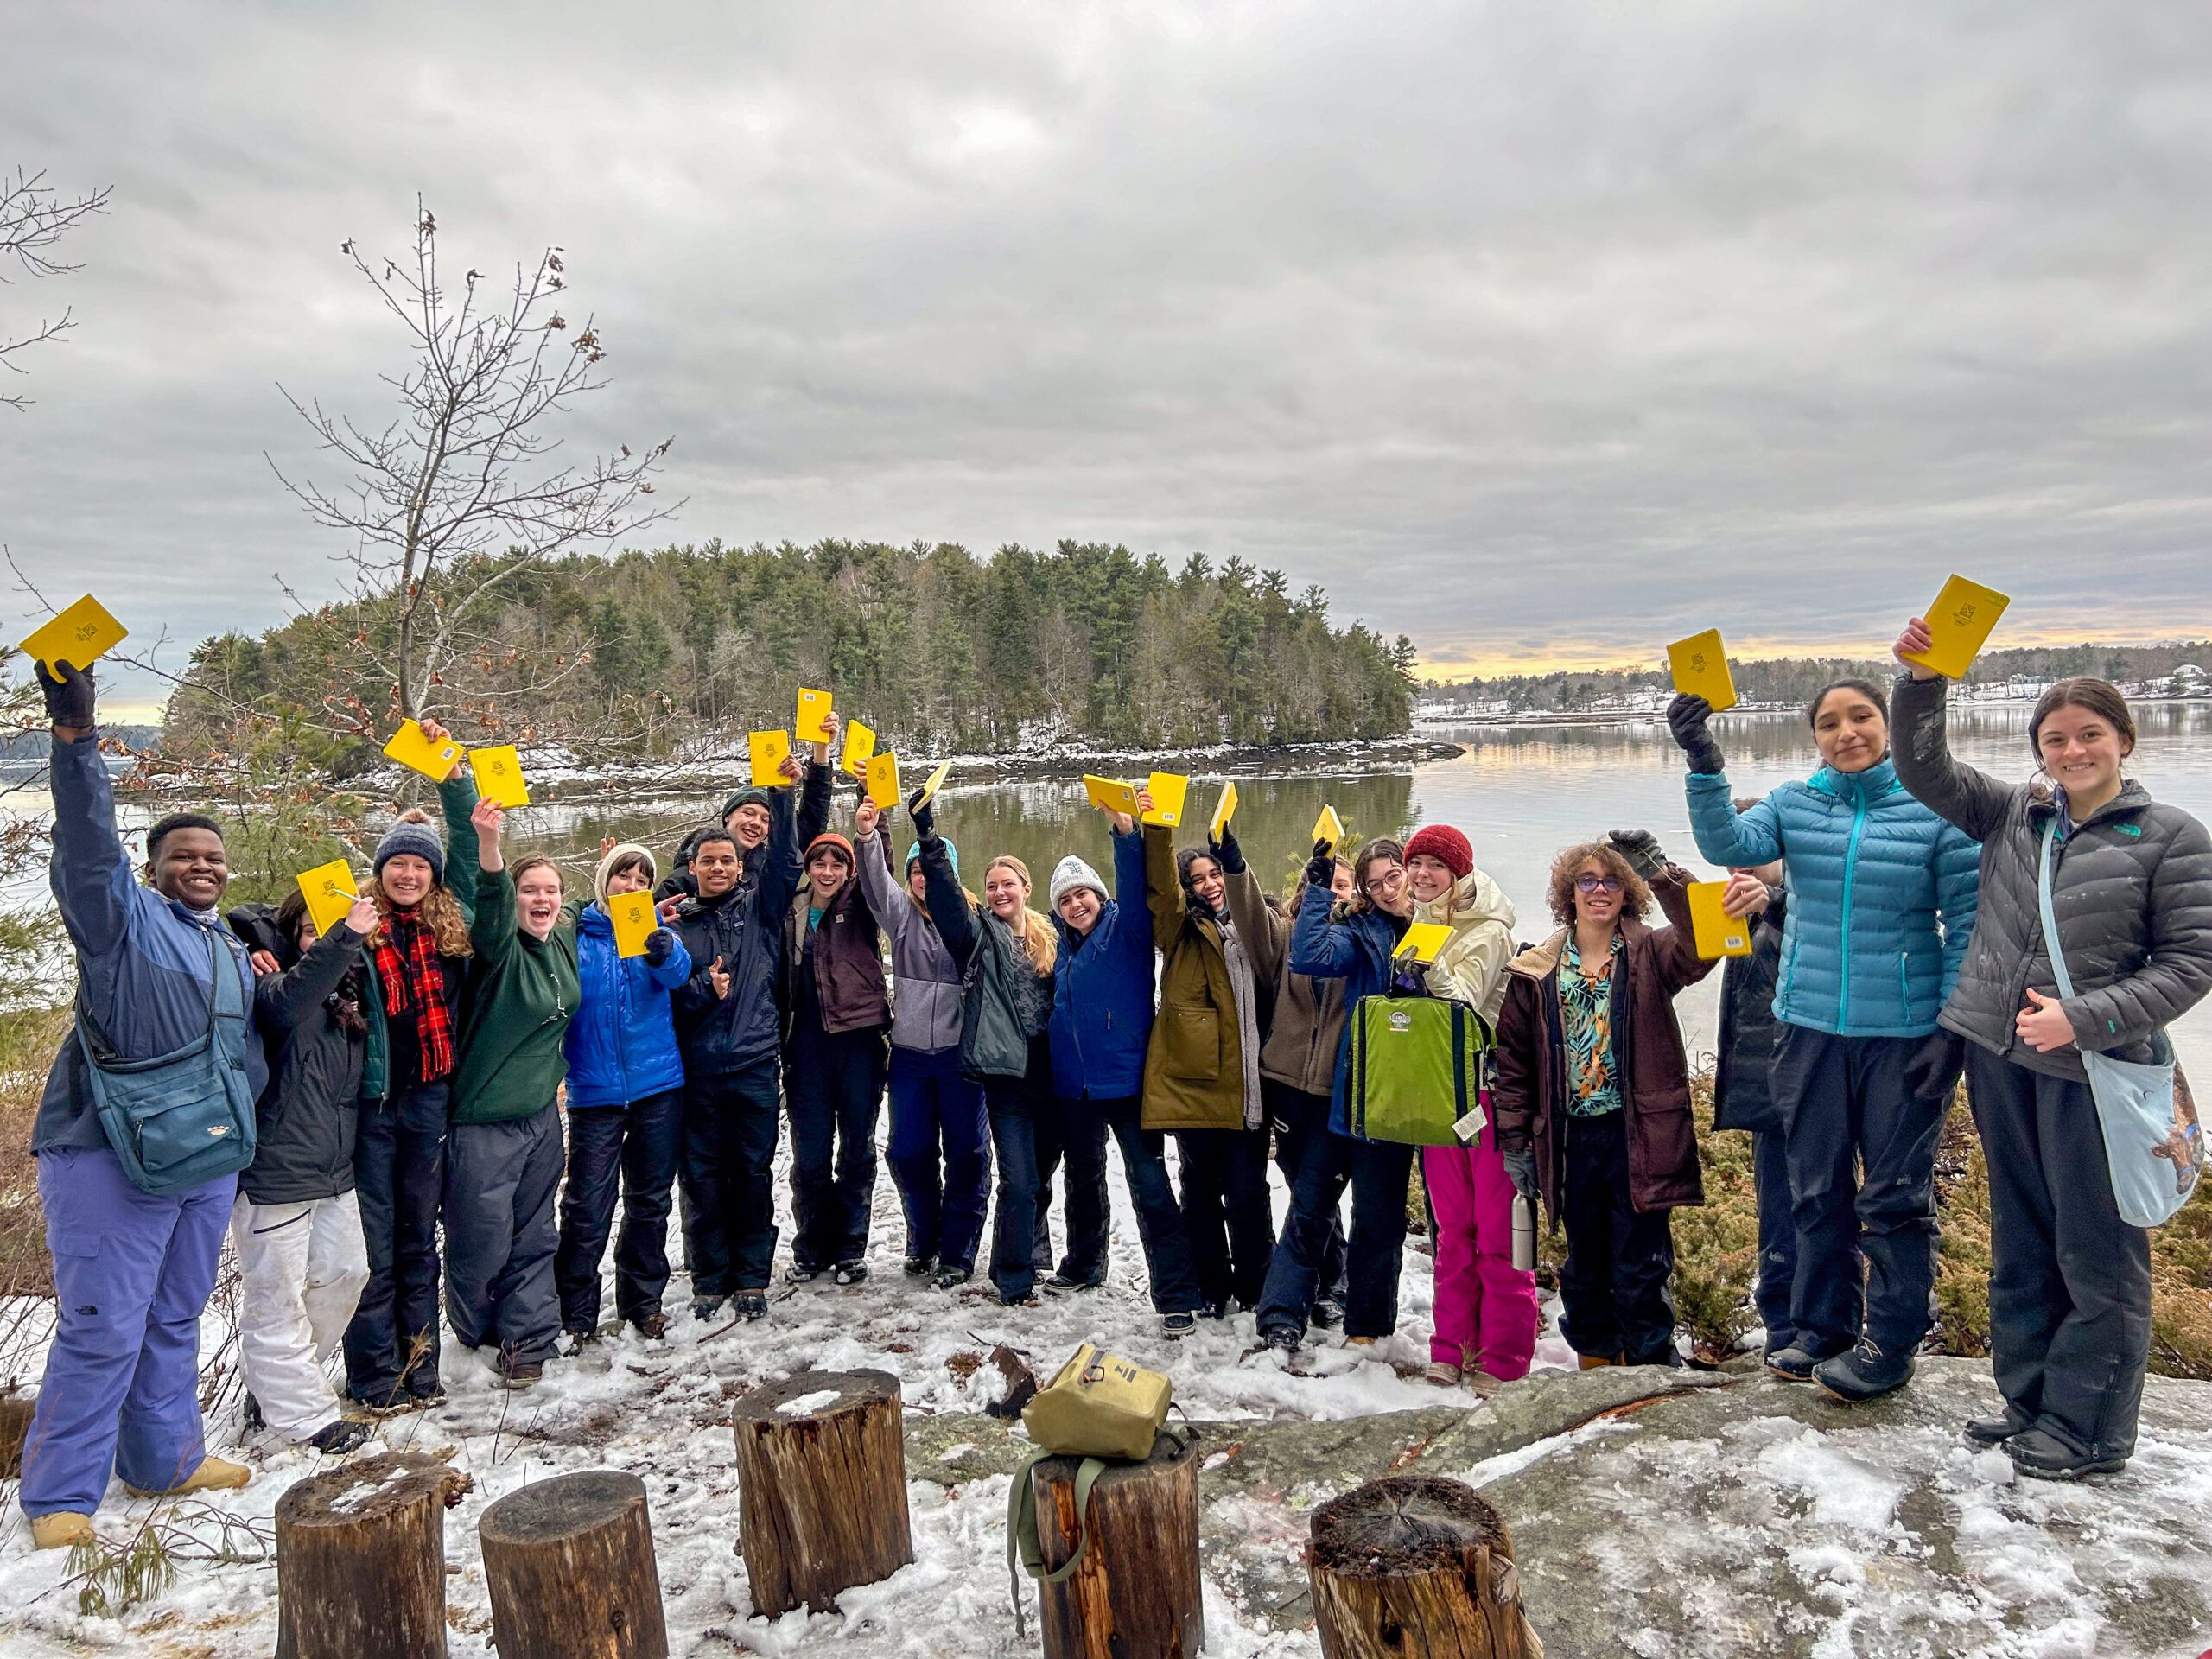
[1904,1028,1966,1103]
[1304,836,1336,890]
[1211,825,1245,876]
[1503,1148,1539,1204]
[1666,693,1725,775]
[38,658,95,730]
[644,928,675,967]
[906,788,935,842]
[1607,829,1667,881]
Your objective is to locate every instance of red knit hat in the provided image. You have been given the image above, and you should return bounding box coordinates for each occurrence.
[1403,824,1473,881]
[804,831,856,868]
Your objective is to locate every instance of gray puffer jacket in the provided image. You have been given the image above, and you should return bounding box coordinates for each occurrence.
[855,826,965,1054]
[1891,674,2212,1081]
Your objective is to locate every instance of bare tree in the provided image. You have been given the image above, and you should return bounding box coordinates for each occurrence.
[270,199,677,726]
[1,168,111,410]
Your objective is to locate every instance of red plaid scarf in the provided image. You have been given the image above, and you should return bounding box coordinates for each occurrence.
[373,910,454,1084]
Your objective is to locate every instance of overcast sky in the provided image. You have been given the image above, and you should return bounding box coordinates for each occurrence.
[6,2,2210,713]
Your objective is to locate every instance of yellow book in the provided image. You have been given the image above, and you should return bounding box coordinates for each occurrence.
[1687,880,1755,960]
[296,859,360,938]
[1144,772,1189,829]
[1666,629,1738,714]
[865,752,903,811]
[1209,782,1239,842]
[917,760,953,808]
[1902,575,2011,681]
[607,891,658,959]
[1394,921,1453,963]
[383,720,464,783]
[468,745,529,807]
[1313,805,1346,851]
[796,687,834,744]
[1084,775,1140,816]
[841,720,877,778]
[21,594,129,683]
[748,729,793,787]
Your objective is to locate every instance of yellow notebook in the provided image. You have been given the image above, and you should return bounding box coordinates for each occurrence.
[917,760,952,808]
[1084,775,1140,816]
[607,891,658,959]
[1209,782,1239,842]
[842,720,876,778]
[1394,921,1453,963]
[468,745,529,807]
[296,859,360,938]
[21,594,128,683]
[1902,575,2011,681]
[748,729,792,787]
[1144,772,1189,829]
[796,687,834,744]
[865,753,902,811]
[1666,629,1738,714]
[1687,880,1755,960]
[383,720,464,783]
[1313,805,1346,851]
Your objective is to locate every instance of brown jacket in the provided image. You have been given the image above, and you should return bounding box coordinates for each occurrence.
[1491,866,1713,1221]
[783,872,891,1038]
[1224,861,1348,1100]
[1141,826,1250,1131]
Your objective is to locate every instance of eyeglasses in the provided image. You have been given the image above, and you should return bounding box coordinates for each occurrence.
[1363,868,1405,896]
[1575,875,1624,895]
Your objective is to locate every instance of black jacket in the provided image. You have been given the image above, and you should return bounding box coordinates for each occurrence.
[671,772,817,1078]
[1713,887,1788,1135]
[228,903,370,1205]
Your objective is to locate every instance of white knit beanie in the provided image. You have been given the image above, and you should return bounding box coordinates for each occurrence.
[1048,855,1107,912]
[594,842,657,906]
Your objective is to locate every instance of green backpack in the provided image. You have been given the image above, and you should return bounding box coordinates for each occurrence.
[1346,994,1491,1147]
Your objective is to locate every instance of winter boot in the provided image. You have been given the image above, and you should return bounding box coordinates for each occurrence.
[126,1457,251,1498]
[2005,1428,2127,1481]
[1813,1339,1916,1404]
[29,1512,94,1550]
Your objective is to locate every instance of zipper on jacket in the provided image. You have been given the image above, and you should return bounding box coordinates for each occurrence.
[1837,789,1870,1029]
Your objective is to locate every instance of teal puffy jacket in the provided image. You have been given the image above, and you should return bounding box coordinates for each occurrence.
[1687,760,1980,1039]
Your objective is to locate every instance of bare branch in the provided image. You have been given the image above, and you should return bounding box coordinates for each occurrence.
[0,168,111,409]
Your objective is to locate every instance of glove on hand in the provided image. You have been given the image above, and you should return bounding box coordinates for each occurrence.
[1607,829,1667,881]
[644,928,676,967]
[1211,825,1245,876]
[39,659,95,730]
[1904,1028,1967,1103]
[1666,693,1726,775]
[1304,837,1337,890]
[1503,1148,1540,1204]
[907,789,936,842]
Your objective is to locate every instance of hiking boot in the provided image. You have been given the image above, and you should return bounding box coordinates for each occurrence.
[2005,1428,2127,1481]
[1963,1406,2032,1450]
[1466,1368,1508,1398]
[786,1265,823,1285]
[126,1456,251,1498]
[1198,1299,1233,1321]
[834,1261,869,1287]
[1764,1344,1822,1382]
[733,1291,769,1322]
[1345,1335,1377,1348]
[1001,1291,1040,1308]
[1577,1353,1619,1370]
[903,1255,936,1278]
[242,1391,265,1432]
[691,1295,728,1320]
[563,1328,599,1357]
[1814,1340,1916,1404]
[1309,1299,1344,1331]
[29,1512,94,1550]
[499,1361,543,1390]
[1040,1272,1095,1295]
[632,1312,670,1339]
[308,1418,374,1455]
[1424,1361,1463,1387]
[1161,1312,1198,1339]
[1260,1325,1300,1354]
[931,1266,973,1291]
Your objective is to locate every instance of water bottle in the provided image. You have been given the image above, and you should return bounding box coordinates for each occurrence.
[1511,1193,1537,1272]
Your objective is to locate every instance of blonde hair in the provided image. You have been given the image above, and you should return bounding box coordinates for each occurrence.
[370,810,474,957]
[985,855,1058,974]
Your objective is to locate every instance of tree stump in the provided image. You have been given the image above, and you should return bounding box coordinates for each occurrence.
[274,1450,472,1659]
[731,1369,913,1617]
[0,1390,33,1479]
[480,1470,668,1659]
[1308,1476,1538,1659]
[1029,1431,1204,1659]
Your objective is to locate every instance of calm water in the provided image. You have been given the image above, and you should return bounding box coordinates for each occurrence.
[8,703,2210,1069]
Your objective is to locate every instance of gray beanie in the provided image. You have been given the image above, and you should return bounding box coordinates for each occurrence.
[1048,855,1107,912]
[373,814,446,883]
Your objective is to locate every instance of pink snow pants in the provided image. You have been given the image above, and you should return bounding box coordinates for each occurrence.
[1423,1134,1539,1377]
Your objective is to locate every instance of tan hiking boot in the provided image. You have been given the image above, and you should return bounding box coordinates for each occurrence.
[30,1511,95,1549]
[1467,1368,1508,1397]
[124,1455,251,1498]
[1424,1361,1463,1387]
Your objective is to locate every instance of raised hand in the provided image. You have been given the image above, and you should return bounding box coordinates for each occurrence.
[39,658,95,732]
[1893,616,1938,682]
[1606,829,1667,880]
[656,895,683,924]
[1211,824,1245,875]
[471,798,505,871]
[344,895,382,936]
[1305,837,1336,887]
[778,752,803,786]
[418,715,454,747]
[855,798,881,839]
[1665,694,1725,776]
[814,711,842,766]
[1719,871,1770,920]
[907,788,935,842]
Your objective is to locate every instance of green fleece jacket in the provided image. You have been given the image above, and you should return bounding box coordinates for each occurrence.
[449,866,580,1125]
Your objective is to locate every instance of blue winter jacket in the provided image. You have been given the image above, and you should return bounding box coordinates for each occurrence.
[563,903,692,1109]
[35,733,267,1152]
[1686,759,1980,1039]
[1048,830,1157,1101]
[1288,896,1408,1135]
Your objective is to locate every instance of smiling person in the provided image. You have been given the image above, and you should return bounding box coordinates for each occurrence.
[1891,634,2212,1478]
[552,842,690,1349]
[343,716,484,1414]
[1493,833,1714,1370]
[1672,678,1980,1403]
[18,660,257,1548]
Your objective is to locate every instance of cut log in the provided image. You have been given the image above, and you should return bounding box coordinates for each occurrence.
[731,1369,913,1617]
[274,1450,471,1659]
[1308,1475,1538,1659]
[480,1470,668,1659]
[0,1390,32,1479]
[1029,1430,1204,1659]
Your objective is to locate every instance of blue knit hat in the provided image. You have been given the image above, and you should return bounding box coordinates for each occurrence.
[373,814,446,883]
[906,838,957,880]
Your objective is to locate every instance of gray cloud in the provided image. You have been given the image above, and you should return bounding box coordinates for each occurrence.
[6,0,2211,709]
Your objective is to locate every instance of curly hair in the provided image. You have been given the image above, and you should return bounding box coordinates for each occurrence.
[1351,837,1407,915]
[1545,841,1652,927]
[369,810,474,957]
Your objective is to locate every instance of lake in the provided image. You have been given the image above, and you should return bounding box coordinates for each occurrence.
[8,701,2210,1071]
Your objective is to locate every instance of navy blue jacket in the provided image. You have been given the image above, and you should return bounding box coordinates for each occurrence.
[671,782,804,1078]
[35,734,266,1152]
[1048,830,1156,1101]
[1287,896,1407,1136]
[563,903,692,1108]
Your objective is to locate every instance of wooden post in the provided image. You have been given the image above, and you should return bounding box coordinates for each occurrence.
[1029,1432,1204,1659]
[480,1470,668,1659]
[274,1450,471,1659]
[0,1390,32,1479]
[1308,1475,1538,1659]
[731,1369,913,1617]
